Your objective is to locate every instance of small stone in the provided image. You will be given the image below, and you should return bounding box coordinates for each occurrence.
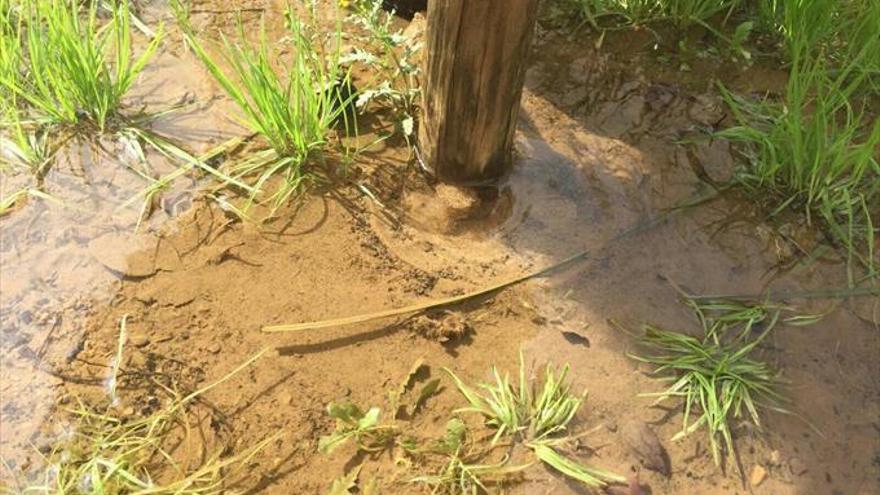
[750,465,767,487]
[130,334,149,347]
[789,456,807,476]
[206,342,221,353]
[277,392,293,406]
[768,450,782,466]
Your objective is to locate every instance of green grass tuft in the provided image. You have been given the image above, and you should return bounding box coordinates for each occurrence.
[716,0,880,277]
[177,2,355,210]
[445,353,583,445]
[630,298,789,467]
[446,353,625,488]
[0,0,163,131]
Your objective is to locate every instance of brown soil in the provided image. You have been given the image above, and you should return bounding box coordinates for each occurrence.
[2,2,878,495]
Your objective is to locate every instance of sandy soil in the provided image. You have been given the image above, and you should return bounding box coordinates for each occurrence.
[1,2,878,494]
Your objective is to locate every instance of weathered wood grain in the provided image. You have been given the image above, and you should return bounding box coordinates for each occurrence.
[419,0,540,184]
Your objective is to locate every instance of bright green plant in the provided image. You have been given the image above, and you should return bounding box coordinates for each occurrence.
[0,0,48,174]
[446,356,583,444]
[446,354,624,488]
[177,3,355,210]
[716,0,880,277]
[0,0,163,131]
[0,0,22,104]
[630,301,788,467]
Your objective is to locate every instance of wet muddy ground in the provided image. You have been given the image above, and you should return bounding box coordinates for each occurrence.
[1,2,878,494]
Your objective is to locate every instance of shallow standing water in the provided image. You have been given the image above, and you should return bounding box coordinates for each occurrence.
[1,2,878,494]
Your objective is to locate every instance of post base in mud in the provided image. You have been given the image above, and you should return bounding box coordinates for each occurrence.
[419,0,541,184]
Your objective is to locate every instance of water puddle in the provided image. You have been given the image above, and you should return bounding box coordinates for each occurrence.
[1,2,877,494]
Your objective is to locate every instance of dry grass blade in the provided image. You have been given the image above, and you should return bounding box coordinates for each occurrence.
[10,318,274,494]
[261,191,721,334]
[262,251,590,333]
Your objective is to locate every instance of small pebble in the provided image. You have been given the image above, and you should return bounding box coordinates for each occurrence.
[130,334,149,347]
[769,450,782,466]
[789,456,807,476]
[127,351,147,369]
[750,464,767,487]
[206,342,221,353]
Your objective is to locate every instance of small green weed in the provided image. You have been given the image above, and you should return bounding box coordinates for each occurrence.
[1,112,51,176]
[343,0,422,143]
[319,357,621,492]
[446,356,582,444]
[319,402,400,454]
[409,418,532,495]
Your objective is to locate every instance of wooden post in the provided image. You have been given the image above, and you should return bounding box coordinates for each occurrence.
[419,0,540,185]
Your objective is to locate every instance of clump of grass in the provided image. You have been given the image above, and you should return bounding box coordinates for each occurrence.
[445,354,625,488]
[1,0,50,175]
[0,0,22,102]
[176,2,355,210]
[627,294,793,467]
[716,0,880,278]
[631,325,784,466]
[446,356,583,444]
[1,0,163,131]
[0,1,245,222]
